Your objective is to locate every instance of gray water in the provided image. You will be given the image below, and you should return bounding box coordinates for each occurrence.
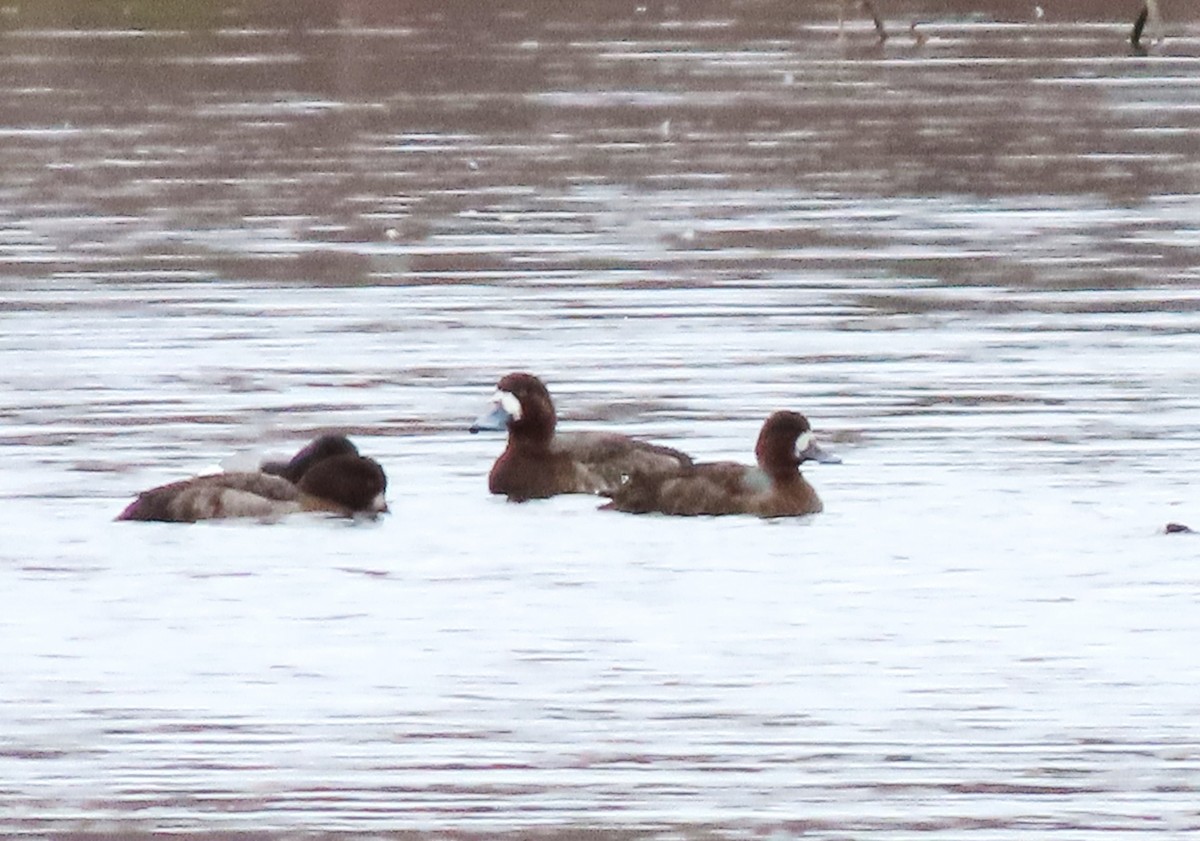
[3,1,1200,837]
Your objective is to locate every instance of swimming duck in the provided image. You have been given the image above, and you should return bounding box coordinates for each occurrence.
[603,410,838,518]
[469,372,693,501]
[117,437,388,522]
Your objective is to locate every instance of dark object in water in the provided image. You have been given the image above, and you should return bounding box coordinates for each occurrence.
[1131,1,1162,54]
[842,0,888,43]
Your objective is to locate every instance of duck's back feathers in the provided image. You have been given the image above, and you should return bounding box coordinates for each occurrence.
[606,461,822,518]
[604,461,778,516]
[555,431,693,491]
[486,428,692,502]
[261,434,360,482]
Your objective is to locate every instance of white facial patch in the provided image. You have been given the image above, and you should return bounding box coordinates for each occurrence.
[794,431,814,455]
[495,389,523,421]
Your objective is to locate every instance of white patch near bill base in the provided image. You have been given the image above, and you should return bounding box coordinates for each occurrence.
[496,389,522,420]
[794,431,814,456]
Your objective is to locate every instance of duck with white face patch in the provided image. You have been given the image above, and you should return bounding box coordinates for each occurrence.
[603,411,839,519]
[470,372,694,502]
[471,389,525,431]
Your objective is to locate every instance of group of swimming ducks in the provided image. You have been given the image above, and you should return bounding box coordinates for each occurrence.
[116,372,840,523]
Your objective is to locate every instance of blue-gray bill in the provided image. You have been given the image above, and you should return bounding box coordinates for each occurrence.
[800,439,841,465]
[469,404,511,433]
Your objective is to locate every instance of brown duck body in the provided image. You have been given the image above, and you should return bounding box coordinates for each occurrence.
[118,472,305,522]
[471,372,693,502]
[604,411,835,518]
[609,461,823,517]
[489,429,694,501]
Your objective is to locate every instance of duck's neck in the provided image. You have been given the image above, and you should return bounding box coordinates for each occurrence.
[767,465,803,486]
[508,420,555,453]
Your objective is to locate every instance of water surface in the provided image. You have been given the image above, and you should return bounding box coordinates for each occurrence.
[2,1,1200,837]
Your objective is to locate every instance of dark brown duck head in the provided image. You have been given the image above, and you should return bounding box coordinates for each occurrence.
[755,410,840,480]
[469,372,558,448]
[298,454,389,517]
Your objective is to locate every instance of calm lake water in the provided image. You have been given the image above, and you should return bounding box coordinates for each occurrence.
[2,0,1200,837]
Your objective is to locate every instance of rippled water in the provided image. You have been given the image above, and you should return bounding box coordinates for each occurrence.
[3,1,1200,837]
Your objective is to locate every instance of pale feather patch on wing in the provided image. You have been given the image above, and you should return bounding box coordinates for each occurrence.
[742,467,772,494]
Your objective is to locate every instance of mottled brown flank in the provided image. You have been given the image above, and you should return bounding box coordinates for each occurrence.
[605,411,824,518]
[116,472,301,522]
[486,372,692,501]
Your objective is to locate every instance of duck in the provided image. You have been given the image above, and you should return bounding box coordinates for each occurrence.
[469,372,694,501]
[117,436,388,523]
[602,410,838,518]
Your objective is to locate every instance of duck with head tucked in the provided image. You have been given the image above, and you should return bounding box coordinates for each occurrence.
[603,410,838,518]
[469,372,694,502]
[117,434,388,523]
